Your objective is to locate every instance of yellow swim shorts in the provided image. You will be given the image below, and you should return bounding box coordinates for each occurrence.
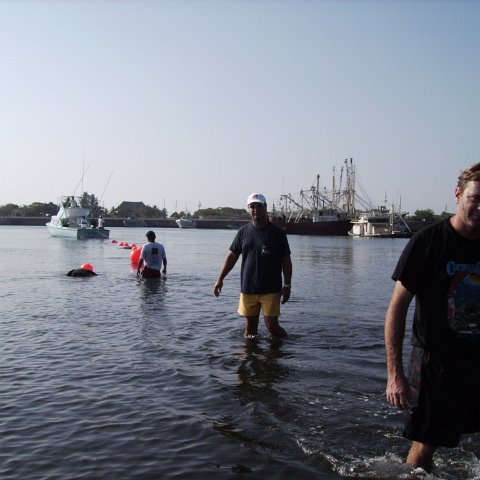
[238,292,281,317]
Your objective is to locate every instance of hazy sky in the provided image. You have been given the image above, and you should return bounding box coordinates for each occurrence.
[1,0,478,215]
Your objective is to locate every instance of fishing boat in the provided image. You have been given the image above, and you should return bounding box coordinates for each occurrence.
[349,205,412,238]
[272,158,413,237]
[271,160,357,236]
[271,210,352,236]
[176,217,197,228]
[46,195,110,239]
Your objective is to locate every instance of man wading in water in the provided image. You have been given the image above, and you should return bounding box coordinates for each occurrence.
[214,193,292,338]
[385,163,480,472]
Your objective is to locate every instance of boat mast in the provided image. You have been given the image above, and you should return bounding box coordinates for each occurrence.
[332,166,336,208]
[347,157,356,218]
[99,170,114,205]
[72,165,90,197]
[338,165,344,212]
[82,145,86,193]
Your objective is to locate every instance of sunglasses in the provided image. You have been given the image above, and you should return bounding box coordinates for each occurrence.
[249,203,265,209]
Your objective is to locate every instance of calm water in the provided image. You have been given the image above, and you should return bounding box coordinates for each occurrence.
[1,226,479,480]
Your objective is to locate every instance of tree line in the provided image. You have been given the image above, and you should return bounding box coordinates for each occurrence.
[0,192,451,222]
[0,200,451,222]
[0,194,249,219]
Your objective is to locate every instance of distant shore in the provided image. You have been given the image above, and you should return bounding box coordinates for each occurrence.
[0,216,431,233]
[0,216,250,229]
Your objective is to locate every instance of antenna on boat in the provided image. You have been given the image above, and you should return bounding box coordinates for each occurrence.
[82,146,86,193]
[99,170,114,203]
[332,166,336,207]
[72,165,90,196]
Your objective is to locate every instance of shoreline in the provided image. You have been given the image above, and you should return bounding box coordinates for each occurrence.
[0,216,431,233]
[0,216,250,229]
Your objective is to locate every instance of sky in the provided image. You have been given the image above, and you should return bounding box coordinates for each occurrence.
[1,0,479,215]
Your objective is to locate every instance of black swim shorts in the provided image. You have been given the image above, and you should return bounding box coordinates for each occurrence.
[404,345,480,447]
[142,267,161,279]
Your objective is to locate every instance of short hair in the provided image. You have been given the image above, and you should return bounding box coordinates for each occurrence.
[458,163,480,193]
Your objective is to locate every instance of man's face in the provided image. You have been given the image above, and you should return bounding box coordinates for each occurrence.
[455,181,480,234]
[248,202,267,222]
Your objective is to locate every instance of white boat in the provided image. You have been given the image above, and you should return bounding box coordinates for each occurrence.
[123,215,146,227]
[176,217,197,228]
[349,206,411,238]
[46,195,110,239]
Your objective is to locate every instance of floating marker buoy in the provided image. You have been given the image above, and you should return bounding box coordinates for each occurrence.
[67,263,97,276]
[111,239,117,244]
[130,247,141,265]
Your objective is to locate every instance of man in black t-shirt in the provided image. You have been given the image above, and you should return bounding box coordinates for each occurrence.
[214,193,292,338]
[385,163,480,472]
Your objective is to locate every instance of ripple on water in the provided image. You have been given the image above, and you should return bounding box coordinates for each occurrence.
[1,229,479,479]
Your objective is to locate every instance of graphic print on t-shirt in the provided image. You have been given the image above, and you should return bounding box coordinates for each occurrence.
[447,261,480,339]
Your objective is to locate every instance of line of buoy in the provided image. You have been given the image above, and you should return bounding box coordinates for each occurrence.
[111,238,142,267]
[68,239,144,278]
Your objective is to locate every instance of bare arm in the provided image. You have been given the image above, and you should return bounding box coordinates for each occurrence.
[137,258,144,276]
[213,251,239,297]
[385,280,414,410]
[280,255,292,304]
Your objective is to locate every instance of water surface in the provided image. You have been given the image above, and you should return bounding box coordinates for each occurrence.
[1,226,479,479]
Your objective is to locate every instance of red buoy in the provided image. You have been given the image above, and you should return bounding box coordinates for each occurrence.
[130,247,141,265]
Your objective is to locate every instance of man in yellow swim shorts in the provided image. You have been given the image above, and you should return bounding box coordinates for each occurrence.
[213,193,292,338]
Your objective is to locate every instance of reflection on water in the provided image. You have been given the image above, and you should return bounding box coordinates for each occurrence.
[139,276,168,302]
[235,338,292,394]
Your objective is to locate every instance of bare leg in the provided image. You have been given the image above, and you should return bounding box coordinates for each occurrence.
[244,316,259,337]
[264,316,288,338]
[406,441,436,472]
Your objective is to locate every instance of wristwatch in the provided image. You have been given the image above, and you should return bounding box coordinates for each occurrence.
[283,284,291,288]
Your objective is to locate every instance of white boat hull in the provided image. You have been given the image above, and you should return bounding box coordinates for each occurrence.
[46,195,110,239]
[176,218,196,228]
[46,223,110,239]
[349,209,412,238]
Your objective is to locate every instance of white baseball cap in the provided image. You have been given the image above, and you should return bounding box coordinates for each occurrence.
[247,193,267,206]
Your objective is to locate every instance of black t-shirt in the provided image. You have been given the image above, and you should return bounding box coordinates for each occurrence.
[230,222,291,294]
[393,218,480,354]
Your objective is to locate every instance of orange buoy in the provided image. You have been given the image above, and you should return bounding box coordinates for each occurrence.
[80,263,94,272]
[130,247,141,265]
